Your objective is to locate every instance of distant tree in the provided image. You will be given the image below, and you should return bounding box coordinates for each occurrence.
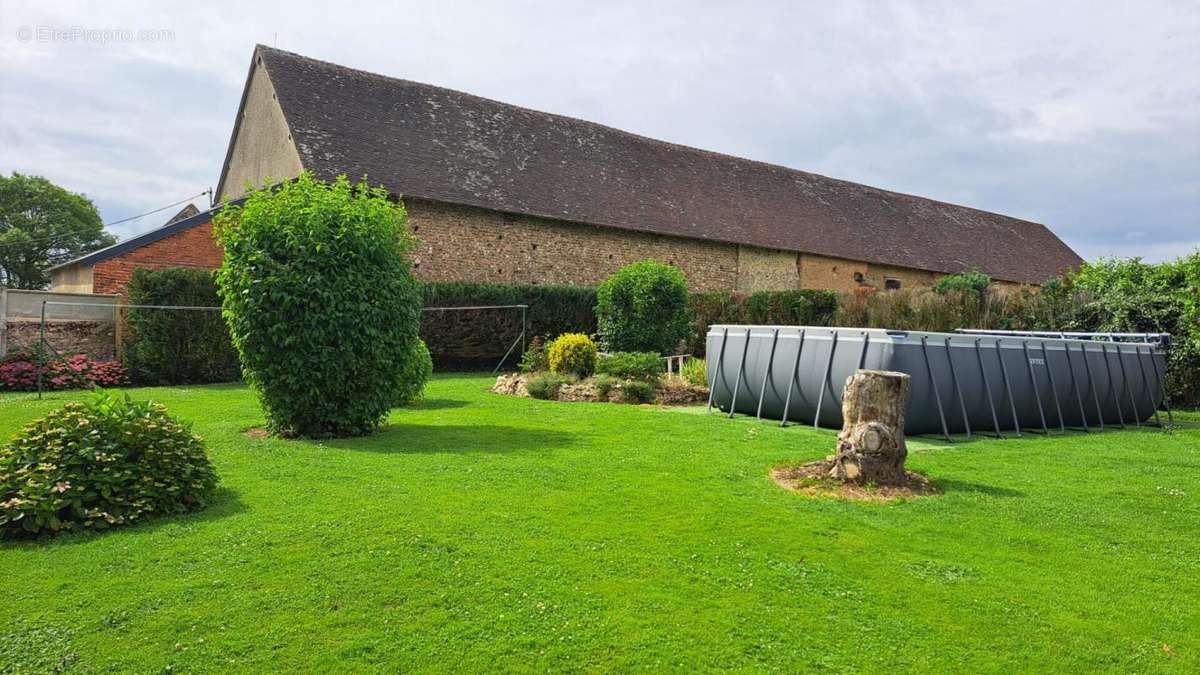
[0,173,116,288]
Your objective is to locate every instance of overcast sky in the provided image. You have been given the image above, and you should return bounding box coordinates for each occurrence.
[1,1,1197,262]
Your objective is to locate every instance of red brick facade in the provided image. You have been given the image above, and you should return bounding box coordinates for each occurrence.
[93,220,224,295]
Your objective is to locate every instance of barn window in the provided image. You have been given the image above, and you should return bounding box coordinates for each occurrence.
[853,272,865,284]
[884,277,902,290]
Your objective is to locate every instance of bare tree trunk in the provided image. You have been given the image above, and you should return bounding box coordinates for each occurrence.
[831,370,911,484]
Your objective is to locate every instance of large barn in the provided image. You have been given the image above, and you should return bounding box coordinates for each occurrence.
[51,45,1082,295]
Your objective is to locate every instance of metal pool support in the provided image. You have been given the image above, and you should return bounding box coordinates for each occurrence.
[706,326,1171,436]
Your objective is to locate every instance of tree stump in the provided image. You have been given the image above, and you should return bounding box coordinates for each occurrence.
[831,370,911,484]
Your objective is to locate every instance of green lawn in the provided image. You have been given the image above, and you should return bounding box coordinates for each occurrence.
[1,374,1198,673]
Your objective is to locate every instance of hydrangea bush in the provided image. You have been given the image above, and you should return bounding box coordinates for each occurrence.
[0,392,217,537]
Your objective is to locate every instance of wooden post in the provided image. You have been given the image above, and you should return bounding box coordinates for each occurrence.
[831,369,911,484]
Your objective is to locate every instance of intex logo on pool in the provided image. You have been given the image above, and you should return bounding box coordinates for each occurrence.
[1028,357,1045,366]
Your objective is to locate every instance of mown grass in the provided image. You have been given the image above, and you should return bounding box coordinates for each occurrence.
[1,375,1198,673]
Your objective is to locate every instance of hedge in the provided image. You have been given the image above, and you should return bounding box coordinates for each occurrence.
[123,267,241,385]
[419,282,596,367]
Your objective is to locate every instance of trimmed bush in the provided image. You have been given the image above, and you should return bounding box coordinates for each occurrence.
[548,333,597,376]
[395,339,433,406]
[0,392,217,537]
[620,379,656,404]
[123,267,241,385]
[525,372,575,400]
[596,260,689,354]
[596,351,663,382]
[214,173,424,437]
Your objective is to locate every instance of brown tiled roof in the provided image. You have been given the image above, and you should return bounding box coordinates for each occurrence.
[255,46,1081,284]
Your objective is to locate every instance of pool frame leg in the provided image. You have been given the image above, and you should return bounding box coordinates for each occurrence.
[921,336,952,442]
[813,332,839,429]
[1023,342,1049,434]
[1148,344,1174,429]
[1100,342,1126,429]
[857,331,870,369]
[1040,341,1066,433]
[728,328,752,419]
[1134,344,1162,428]
[1114,343,1140,427]
[995,339,1021,437]
[1079,343,1104,431]
[974,338,1003,438]
[779,330,806,428]
[706,327,729,414]
[944,337,971,439]
[756,328,780,421]
[1062,341,1090,432]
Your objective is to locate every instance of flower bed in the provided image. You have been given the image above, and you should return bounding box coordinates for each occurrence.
[0,352,127,391]
[492,373,707,405]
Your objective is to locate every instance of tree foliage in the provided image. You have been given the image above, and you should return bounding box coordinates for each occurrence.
[0,173,115,288]
[595,260,689,354]
[214,173,426,437]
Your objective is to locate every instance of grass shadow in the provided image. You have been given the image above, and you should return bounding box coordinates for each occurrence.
[1,487,247,548]
[322,423,576,455]
[400,398,470,411]
[931,478,1024,498]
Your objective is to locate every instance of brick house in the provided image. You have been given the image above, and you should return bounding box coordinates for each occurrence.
[50,45,1082,295]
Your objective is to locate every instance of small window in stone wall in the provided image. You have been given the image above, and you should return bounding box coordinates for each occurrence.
[853,271,865,284]
[884,277,902,290]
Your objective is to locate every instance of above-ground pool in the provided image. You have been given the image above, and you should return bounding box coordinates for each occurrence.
[705,326,1171,438]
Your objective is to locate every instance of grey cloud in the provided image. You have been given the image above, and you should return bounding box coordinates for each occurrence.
[0,0,1196,260]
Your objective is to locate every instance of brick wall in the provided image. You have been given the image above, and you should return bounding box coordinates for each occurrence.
[93,220,223,295]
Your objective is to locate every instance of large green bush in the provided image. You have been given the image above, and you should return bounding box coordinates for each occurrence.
[214,173,425,437]
[122,267,241,385]
[596,260,689,354]
[0,392,217,537]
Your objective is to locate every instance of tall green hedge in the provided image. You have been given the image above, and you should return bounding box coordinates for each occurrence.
[122,267,241,385]
[214,173,426,437]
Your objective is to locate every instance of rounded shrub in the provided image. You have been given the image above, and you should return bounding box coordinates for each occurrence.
[0,392,217,537]
[596,260,689,354]
[214,173,425,437]
[547,333,597,376]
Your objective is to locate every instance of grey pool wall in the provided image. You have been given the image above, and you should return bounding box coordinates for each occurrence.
[705,326,1169,436]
